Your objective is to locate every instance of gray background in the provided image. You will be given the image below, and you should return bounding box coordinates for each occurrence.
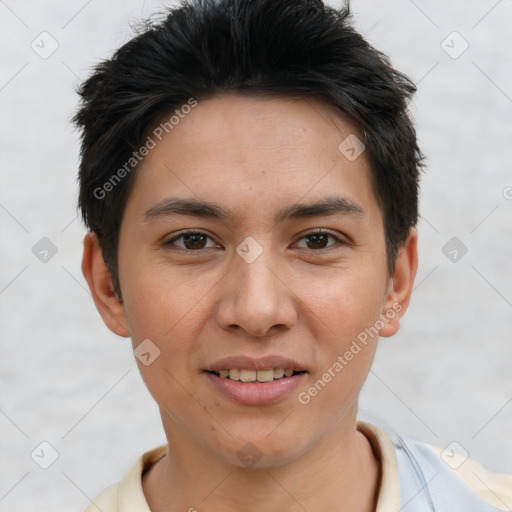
[0,1,511,511]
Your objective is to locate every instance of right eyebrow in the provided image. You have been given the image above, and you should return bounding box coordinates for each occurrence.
[143,197,236,222]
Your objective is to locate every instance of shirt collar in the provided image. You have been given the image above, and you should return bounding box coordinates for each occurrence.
[357,421,401,511]
[117,421,399,511]
[117,444,166,512]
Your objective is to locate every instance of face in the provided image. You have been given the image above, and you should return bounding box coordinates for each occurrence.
[84,93,417,468]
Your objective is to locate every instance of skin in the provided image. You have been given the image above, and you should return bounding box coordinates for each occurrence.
[82,93,418,512]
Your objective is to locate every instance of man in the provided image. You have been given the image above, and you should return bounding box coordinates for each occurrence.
[74,0,511,510]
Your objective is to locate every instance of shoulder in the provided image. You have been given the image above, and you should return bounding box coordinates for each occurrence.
[358,421,512,512]
[395,433,512,511]
[83,445,168,512]
[85,482,119,512]
[424,441,512,511]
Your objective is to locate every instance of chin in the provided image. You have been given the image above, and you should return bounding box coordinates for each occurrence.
[212,428,311,470]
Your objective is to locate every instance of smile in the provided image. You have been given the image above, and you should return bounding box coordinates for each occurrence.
[207,368,306,383]
[204,371,307,405]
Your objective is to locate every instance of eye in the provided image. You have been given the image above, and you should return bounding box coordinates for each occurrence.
[295,229,345,251]
[165,230,219,251]
[165,228,346,253]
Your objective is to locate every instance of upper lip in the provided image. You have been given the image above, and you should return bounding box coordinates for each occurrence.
[204,355,307,373]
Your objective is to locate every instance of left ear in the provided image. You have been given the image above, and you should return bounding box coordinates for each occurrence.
[379,227,418,338]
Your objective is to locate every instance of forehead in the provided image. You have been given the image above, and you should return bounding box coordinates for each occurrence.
[124,93,379,226]
[151,93,363,158]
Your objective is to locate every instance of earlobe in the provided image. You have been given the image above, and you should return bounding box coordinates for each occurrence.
[379,227,418,338]
[81,232,131,338]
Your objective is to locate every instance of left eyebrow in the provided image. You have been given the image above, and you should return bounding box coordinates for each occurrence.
[143,195,365,223]
[275,196,365,223]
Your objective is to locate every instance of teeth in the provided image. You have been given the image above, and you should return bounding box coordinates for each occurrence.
[256,370,274,382]
[273,368,285,379]
[239,369,257,382]
[215,367,300,382]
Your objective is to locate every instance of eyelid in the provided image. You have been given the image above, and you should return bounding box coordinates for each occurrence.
[165,228,348,251]
[165,229,220,249]
[294,228,348,249]
[297,227,344,240]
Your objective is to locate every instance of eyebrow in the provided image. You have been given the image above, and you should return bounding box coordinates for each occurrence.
[143,195,365,224]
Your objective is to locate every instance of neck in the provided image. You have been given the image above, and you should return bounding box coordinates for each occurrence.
[142,418,380,512]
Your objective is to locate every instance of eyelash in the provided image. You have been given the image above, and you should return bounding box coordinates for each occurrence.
[165,228,346,253]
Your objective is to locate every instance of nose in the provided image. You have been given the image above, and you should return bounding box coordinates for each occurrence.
[215,245,297,338]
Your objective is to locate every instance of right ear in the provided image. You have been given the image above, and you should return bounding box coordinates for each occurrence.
[81,232,130,338]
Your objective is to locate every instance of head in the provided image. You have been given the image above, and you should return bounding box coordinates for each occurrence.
[77,0,422,468]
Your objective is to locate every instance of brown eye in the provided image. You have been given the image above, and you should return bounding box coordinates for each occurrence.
[295,229,344,250]
[166,231,218,251]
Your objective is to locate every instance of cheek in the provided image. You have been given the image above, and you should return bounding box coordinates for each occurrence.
[122,270,204,413]
[121,262,220,389]
[121,258,215,339]
[302,266,387,339]
[298,268,385,394]
[296,286,381,432]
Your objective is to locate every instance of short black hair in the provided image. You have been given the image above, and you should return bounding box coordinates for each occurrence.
[74,0,424,300]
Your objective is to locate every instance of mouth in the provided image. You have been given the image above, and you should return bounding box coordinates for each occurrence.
[203,355,308,404]
[205,368,307,383]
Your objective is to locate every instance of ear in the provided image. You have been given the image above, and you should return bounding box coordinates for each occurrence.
[379,227,418,338]
[81,232,130,338]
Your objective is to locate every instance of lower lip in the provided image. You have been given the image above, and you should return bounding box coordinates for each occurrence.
[204,372,306,405]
